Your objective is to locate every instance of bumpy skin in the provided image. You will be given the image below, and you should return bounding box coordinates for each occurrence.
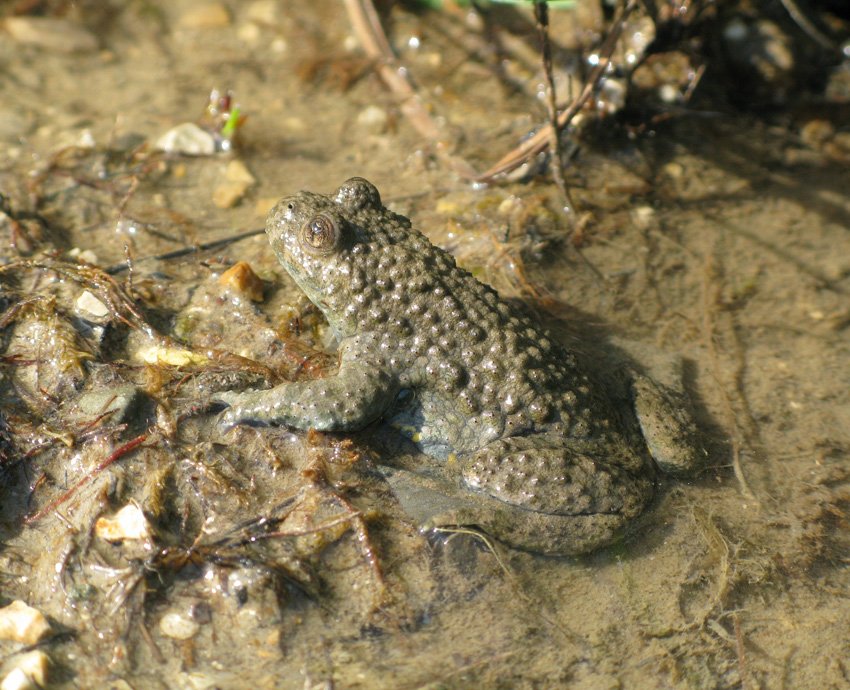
[219,178,701,555]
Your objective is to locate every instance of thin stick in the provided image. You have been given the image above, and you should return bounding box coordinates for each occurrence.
[778,0,835,50]
[733,613,751,690]
[701,255,754,500]
[105,228,264,275]
[343,0,480,179]
[533,1,573,214]
[260,511,363,540]
[477,0,637,182]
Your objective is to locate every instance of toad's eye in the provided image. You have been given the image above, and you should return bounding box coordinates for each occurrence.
[301,214,338,253]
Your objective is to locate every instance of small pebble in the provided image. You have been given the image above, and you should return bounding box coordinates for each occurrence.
[254,197,278,218]
[4,17,98,53]
[67,248,99,265]
[829,132,850,156]
[497,198,516,216]
[357,105,388,131]
[237,22,260,43]
[225,159,256,185]
[825,61,850,103]
[155,123,216,156]
[631,206,656,231]
[95,504,152,542]
[220,262,264,302]
[435,200,461,216]
[282,116,305,132]
[598,78,627,114]
[783,148,826,167]
[0,601,51,645]
[247,0,279,25]
[139,344,211,367]
[662,162,684,179]
[76,129,96,148]
[0,651,50,690]
[178,3,232,29]
[799,120,835,149]
[213,181,250,208]
[76,290,110,319]
[658,83,680,104]
[159,611,200,640]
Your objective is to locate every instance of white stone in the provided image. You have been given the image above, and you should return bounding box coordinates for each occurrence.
[76,290,110,318]
[247,0,279,25]
[77,129,96,148]
[159,611,200,640]
[138,344,209,366]
[68,248,99,265]
[154,123,216,156]
[631,206,656,231]
[0,651,49,690]
[658,84,680,104]
[95,504,152,542]
[357,105,388,129]
[0,601,51,645]
[178,3,231,29]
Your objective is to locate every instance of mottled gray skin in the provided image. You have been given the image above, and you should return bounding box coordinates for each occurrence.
[219,178,702,555]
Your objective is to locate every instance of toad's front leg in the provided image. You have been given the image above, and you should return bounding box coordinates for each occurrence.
[217,347,401,432]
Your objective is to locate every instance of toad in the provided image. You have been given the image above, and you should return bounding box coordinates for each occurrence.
[217,178,703,555]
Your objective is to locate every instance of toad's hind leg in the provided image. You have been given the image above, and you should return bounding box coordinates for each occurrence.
[631,375,705,477]
[458,435,655,519]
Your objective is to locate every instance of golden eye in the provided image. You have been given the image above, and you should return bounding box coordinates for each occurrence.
[301,214,337,252]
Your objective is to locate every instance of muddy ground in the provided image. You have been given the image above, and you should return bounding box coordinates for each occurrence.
[0,1,849,688]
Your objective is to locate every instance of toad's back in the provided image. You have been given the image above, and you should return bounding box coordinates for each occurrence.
[219,178,702,555]
[274,184,620,461]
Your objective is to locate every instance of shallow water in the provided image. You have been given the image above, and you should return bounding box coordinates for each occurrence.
[0,2,849,688]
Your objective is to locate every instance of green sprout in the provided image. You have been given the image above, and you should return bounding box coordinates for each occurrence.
[221,106,242,141]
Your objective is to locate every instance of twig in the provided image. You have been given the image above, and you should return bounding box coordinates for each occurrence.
[104,228,264,274]
[345,0,638,185]
[477,0,637,181]
[342,0,479,179]
[123,242,134,293]
[25,433,148,524]
[701,255,755,501]
[260,511,363,540]
[137,618,165,665]
[733,613,751,690]
[533,1,573,214]
[778,0,836,50]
